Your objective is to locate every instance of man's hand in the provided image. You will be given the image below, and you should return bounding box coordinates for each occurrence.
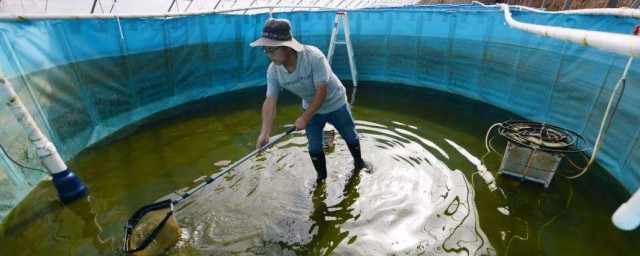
[256,133,270,150]
[295,83,326,131]
[258,97,277,151]
[295,116,309,131]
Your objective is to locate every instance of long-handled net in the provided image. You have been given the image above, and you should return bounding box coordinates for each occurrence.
[123,126,296,254]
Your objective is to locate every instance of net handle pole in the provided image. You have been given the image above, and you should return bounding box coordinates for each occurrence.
[123,126,295,253]
[175,126,296,203]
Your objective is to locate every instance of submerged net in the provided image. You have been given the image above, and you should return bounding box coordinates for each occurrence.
[124,199,182,255]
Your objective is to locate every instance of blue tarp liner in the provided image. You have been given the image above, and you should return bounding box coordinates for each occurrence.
[1,4,639,219]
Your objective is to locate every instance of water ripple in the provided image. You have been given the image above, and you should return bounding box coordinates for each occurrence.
[174,121,494,255]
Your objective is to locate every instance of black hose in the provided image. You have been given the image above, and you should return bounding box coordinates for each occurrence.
[0,143,48,174]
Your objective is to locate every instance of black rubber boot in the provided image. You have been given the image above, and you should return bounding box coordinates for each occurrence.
[347,141,372,174]
[310,151,327,184]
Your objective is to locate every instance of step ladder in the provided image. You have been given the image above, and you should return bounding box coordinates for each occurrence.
[327,12,358,105]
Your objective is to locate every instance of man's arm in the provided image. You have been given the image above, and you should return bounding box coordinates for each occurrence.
[295,83,327,130]
[257,96,278,148]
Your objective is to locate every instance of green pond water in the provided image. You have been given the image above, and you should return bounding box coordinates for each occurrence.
[0,82,638,255]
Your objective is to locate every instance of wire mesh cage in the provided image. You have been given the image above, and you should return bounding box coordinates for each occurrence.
[496,121,588,188]
[498,141,561,187]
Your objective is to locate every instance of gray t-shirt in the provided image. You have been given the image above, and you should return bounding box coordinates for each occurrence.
[266,45,347,114]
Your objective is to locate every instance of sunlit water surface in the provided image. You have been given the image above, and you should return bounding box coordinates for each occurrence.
[1,83,638,255]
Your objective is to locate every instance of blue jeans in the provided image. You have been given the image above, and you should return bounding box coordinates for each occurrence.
[305,104,359,154]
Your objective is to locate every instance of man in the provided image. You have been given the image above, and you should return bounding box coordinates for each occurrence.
[250,18,371,185]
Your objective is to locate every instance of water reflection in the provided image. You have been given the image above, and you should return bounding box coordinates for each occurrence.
[172,120,494,255]
[2,86,639,256]
[0,190,115,255]
[297,169,361,255]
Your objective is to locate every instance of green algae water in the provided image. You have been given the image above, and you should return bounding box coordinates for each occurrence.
[1,82,639,255]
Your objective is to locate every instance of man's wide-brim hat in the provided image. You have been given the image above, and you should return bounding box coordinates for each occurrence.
[250,18,303,52]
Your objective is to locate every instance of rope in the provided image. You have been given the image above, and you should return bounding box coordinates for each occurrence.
[484,122,501,153]
[536,175,573,254]
[498,121,588,153]
[481,135,502,166]
[567,56,632,179]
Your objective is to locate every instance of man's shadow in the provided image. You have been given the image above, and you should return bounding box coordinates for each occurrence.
[298,169,362,255]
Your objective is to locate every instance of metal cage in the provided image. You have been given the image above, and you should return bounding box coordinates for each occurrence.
[498,141,561,187]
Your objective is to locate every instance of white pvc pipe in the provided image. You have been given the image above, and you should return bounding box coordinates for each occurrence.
[446,139,497,191]
[516,5,640,19]
[0,71,66,174]
[499,4,640,58]
[472,1,640,19]
[612,189,640,230]
[477,165,497,191]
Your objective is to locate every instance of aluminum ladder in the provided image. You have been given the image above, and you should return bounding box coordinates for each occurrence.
[327,12,358,105]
